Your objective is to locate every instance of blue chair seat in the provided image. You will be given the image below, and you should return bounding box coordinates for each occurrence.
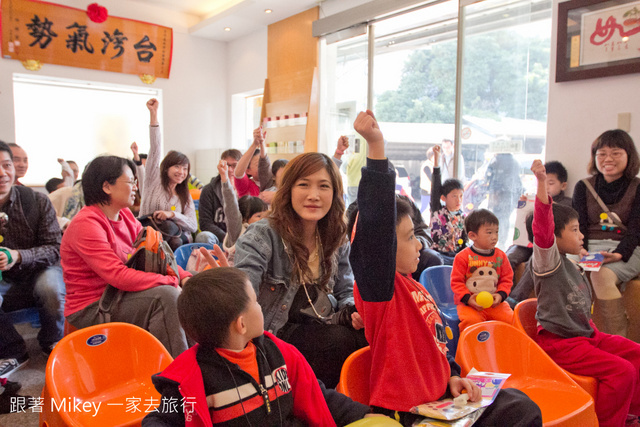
[7,307,41,328]
[419,265,460,357]
[173,243,214,270]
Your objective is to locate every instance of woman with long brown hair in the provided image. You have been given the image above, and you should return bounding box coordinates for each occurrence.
[139,99,197,250]
[234,152,366,388]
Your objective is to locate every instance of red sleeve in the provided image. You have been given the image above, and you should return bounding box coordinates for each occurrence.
[451,249,470,305]
[268,333,336,427]
[533,196,554,249]
[496,249,514,294]
[233,174,249,197]
[67,211,181,291]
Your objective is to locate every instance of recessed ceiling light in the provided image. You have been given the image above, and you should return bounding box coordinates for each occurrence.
[265,9,272,14]
[224,27,231,32]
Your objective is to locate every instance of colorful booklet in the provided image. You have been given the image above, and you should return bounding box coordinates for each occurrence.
[411,370,510,426]
[579,252,604,272]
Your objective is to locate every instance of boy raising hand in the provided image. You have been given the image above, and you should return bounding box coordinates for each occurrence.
[350,110,541,426]
[531,159,640,427]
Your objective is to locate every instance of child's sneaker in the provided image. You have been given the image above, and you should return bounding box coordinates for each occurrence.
[0,355,29,379]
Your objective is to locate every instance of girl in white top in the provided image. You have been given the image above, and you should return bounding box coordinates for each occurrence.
[139,99,197,249]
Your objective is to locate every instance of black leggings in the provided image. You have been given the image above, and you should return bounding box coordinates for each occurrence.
[280,323,368,389]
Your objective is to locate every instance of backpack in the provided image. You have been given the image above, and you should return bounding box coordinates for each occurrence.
[97,226,179,323]
[125,226,179,276]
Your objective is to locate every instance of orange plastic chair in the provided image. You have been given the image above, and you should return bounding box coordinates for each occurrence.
[40,322,173,427]
[513,298,598,400]
[336,346,371,406]
[456,321,598,426]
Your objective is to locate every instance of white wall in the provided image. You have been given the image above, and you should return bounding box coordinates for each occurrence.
[0,0,227,161]
[226,28,268,147]
[546,0,640,196]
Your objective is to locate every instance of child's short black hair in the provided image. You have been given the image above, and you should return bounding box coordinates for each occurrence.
[238,196,268,223]
[442,179,463,197]
[544,161,568,183]
[45,178,64,193]
[396,196,413,226]
[271,159,289,177]
[465,209,499,234]
[178,268,251,349]
[345,195,414,239]
[526,204,579,242]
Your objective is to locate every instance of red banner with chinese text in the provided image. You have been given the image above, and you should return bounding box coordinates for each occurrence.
[1,0,172,78]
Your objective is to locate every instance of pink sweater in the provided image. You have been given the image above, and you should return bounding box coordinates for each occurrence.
[61,205,190,316]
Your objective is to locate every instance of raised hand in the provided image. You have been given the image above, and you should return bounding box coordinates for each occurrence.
[217,159,229,183]
[530,159,546,182]
[353,110,384,159]
[131,142,139,160]
[336,135,349,154]
[146,98,159,112]
[433,145,441,168]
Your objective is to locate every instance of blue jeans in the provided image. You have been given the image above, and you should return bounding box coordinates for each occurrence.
[0,265,66,356]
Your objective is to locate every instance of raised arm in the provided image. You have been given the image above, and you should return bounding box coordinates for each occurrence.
[350,111,397,302]
[531,160,554,249]
[235,128,261,180]
[531,159,564,276]
[58,159,75,187]
[219,160,243,248]
[143,99,162,205]
[430,145,443,215]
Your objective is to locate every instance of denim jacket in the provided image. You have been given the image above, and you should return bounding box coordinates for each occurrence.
[234,219,355,335]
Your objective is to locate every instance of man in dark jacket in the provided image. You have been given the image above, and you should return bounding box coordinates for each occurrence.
[195,149,241,245]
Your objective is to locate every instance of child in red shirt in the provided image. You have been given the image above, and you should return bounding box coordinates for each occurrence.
[451,209,514,332]
[350,110,541,426]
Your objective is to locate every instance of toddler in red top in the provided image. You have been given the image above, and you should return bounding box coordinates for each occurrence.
[451,209,514,332]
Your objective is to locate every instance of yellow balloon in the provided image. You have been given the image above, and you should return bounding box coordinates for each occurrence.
[476,291,493,309]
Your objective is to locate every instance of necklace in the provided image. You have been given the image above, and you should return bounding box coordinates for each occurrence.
[307,230,321,262]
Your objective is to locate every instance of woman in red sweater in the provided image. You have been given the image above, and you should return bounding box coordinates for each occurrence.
[61,155,191,357]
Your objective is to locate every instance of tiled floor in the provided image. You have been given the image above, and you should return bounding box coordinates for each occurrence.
[0,323,45,427]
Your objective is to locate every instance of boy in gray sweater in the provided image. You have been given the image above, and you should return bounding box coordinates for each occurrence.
[530,159,640,427]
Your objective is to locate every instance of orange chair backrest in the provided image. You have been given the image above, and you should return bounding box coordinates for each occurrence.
[456,321,598,426]
[456,321,574,381]
[44,323,173,426]
[513,298,538,340]
[337,346,371,406]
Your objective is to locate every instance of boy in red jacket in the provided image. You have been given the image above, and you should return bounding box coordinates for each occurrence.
[144,266,367,426]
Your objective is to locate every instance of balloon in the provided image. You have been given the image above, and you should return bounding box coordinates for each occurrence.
[476,291,493,309]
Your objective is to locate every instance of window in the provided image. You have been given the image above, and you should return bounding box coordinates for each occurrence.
[13,74,161,186]
[320,0,552,249]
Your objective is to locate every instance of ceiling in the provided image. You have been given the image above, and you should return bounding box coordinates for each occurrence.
[138,0,323,41]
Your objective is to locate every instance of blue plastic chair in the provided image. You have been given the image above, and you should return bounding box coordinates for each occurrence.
[7,307,41,328]
[419,265,460,356]
[173,243,214,270]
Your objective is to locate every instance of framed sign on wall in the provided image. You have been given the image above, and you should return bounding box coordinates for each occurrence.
[556,0,640,82]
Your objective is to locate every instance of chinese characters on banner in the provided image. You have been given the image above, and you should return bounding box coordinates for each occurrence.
[579,1,640,66]
[1,0,172,78]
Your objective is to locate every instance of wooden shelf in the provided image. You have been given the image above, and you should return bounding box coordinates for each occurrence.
[262,7,319,154]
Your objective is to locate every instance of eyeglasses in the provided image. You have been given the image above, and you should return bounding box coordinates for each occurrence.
[595,151,625,160]
[118,178,138,186]
[226,163,238,169]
